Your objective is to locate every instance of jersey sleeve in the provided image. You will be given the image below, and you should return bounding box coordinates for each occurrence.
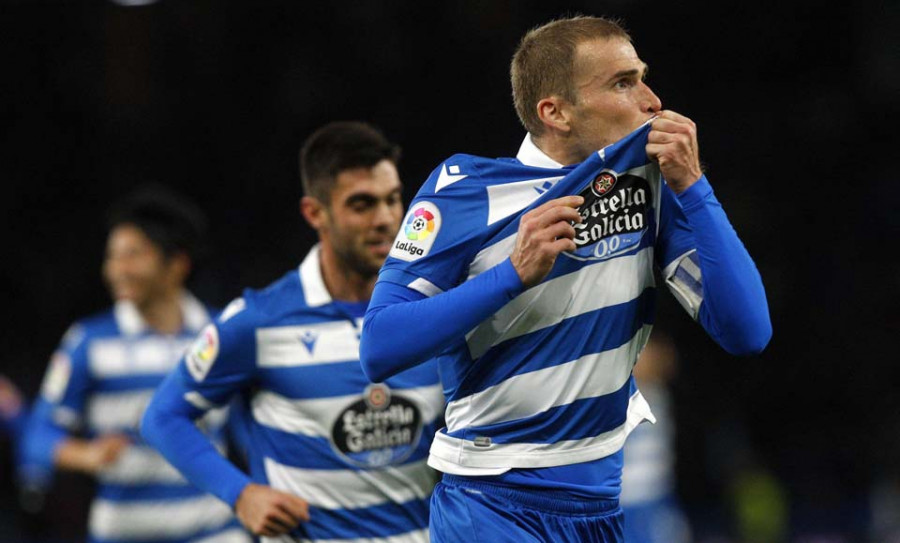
[140,296,258,506]
[657,176,772,355]
[21,325,91,471]
[379,157,491,295]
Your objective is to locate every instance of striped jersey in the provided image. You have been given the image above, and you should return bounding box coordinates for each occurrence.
[169,246,443,543]
[26,293,246,543]
[378,121,703,477]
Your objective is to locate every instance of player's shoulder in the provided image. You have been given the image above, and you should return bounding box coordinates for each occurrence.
[223,268,307,327]
[417,153,544,198]
[70,308,119,342]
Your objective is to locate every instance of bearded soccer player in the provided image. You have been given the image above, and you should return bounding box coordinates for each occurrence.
[360,15,771,542]
[23,187,248,543]
[142,122,442,543]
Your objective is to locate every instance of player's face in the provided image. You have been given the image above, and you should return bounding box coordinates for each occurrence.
[322,159,403,276]
[566,37,662,160]
[102,224,181,307]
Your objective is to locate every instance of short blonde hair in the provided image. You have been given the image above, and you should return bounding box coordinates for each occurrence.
[511,16,631,136]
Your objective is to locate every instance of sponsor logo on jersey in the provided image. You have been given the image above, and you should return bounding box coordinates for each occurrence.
[186,324,219,382]
[389,201,442,262]
[41,351,72,403]
[331,383,423,468]
[565,170,652,262]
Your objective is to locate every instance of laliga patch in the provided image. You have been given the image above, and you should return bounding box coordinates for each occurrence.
[389,201,441,262]
[41,351,72,403]
[186,324,219,382]
[330,383,423,468]
[565,170,652,262]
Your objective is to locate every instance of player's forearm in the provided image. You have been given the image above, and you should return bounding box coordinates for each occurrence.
[677,176,772,355]
[361,259,524,382]
[141,374,251,507]
[53,438,103,473]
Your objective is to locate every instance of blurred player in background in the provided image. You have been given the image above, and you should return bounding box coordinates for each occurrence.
[142,121,443,542]
[22,186,249,543]
[360,14,771,543]
[621,329,692,543]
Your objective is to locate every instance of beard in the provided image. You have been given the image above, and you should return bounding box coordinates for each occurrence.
[331,238,384,278]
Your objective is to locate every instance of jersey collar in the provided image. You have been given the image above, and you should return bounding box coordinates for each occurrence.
[298,244,331,307]
[516,133,564,169]
[114,291,209,336]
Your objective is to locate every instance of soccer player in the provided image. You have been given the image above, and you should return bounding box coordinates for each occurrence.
[22,187,248,543]
[360,15,772,542]
[141,122,443,542]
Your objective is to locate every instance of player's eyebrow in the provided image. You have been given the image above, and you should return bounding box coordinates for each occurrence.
[607,63,649,83]
[344,187,401,206]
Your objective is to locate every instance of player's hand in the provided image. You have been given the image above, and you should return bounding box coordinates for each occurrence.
[235,483,310,537]
[646,110,703,193]
[510,195,583,289]
[56,434,131,474]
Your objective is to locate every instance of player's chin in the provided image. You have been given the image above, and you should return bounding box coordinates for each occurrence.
[366,241,393,260]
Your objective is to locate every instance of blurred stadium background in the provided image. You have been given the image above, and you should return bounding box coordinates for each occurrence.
[1,1,898,541]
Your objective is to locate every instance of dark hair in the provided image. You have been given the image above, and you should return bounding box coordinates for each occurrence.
[511,15,630,136]
[106,184,208,262]
[299,121,401,203]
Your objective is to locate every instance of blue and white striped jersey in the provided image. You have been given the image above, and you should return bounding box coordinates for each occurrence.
[25,294,247,543]
[377,122,702,477]
[162,246,443,543]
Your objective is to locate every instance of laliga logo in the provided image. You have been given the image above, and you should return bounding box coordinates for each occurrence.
[404,207,435,241]
[591,171,617,197]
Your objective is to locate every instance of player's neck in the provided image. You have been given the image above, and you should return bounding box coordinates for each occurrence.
[531,133,588,166]
[318,245,375,303]
[135,290,184,335]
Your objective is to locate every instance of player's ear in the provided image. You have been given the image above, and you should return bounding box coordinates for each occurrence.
[537,95,572,134]
[166,251,191,284]
[300,196,327,230]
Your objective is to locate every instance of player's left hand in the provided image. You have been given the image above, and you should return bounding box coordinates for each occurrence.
[646,110,703,193]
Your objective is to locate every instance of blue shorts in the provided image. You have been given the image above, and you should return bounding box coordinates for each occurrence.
[430,475,624,543]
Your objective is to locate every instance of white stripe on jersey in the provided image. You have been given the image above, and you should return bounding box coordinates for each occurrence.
[446,325,652,432]
[88,495,233,540]
[88,337,192,378]
[256,321,362,368]
[429,391,655,474]
[486,175,564,225]
[252,385,444,437]
[264,457,435,510]
[87,389,153,432]
[466,232,518,280]
[466,247,655,360]
[407,277,443,297]
[264,528,429,543]
[196,528,253,543]
[96,445,187,485]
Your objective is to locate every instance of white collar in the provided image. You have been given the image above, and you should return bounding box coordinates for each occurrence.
[516,133,565,169]
[114,291,209,336]
[298,244,331,307]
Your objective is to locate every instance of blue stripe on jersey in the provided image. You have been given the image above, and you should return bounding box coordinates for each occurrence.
[301,498,430,540]
[453,287,655,399]
[93,375,165,393]
[261,362,439,401]
[252,424,434,471]
[261,362,371,399]
[446,377,635,445]
[95,483,206,502]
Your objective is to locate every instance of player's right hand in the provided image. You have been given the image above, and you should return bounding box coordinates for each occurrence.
[235,483,310,537]
[510,195,583,288]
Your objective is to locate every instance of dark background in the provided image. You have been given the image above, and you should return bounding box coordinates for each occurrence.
[1,1,898,541]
